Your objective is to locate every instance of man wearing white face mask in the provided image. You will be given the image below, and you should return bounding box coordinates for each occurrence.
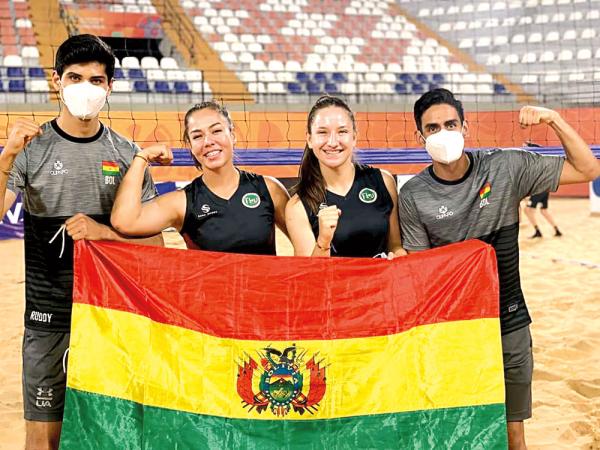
[398,88,600,450]
[0,34,162,450]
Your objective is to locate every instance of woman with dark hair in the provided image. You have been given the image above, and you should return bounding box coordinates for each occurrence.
[111,100,289,254]
[285,95,405,258]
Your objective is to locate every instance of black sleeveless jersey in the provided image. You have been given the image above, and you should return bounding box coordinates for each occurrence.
[181,170,276,255]
[302,164,392,257]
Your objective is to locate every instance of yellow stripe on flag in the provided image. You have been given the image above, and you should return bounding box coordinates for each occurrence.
[68,304,504,420]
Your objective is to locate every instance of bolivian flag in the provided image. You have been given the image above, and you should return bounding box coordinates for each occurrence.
[60,240,507,449]
[101,160,120,176]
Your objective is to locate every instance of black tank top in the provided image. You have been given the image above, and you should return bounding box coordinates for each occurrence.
[302,164,392,257]
[181,170,276,255]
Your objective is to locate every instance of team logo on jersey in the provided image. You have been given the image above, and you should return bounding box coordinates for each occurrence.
[242,193,261,208]
[201,204,211,213]
[237,344,327,417]
[102,161,120,185]
[436,205,454,219]
[479,182,491,208]
[50,160,68,176]
[358,188,377,204]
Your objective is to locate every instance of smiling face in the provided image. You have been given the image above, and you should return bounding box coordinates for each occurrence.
[185,108,236,171]
[307,106,356,169]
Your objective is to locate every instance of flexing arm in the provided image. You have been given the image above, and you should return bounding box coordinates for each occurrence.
[264,176,291,237]
[519,106,600,184]
[285,195,340,257]
[111,144,186,236]
[1,118,42,217]
[381,170,407,258]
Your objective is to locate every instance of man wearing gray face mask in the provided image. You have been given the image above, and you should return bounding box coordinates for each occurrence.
[398,88,600,450]
[0,34,163,450]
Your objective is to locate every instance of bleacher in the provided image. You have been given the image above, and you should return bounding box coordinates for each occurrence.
[401,0,600,104]
[3,0,599,104]
[59,0,158,14]
[180,0,500,102]
[0,0,48,103]
[111,55,212,104]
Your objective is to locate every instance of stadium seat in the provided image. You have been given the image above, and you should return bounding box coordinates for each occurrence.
[7,67,25,78]
[394,83,407,94]
[141,56,159,69]
[183,70,202,82]
[166,70,185,81]
[133,80,150,92]
[8,79,25,92]
[191,81,211,94]
[154,81,171,93]
[540,51,555,62]
[287,82,303,94]
[146,69,166,81]
[29,79,49,92]
[128,69,145,79]
[28,67,45,78]
[174,81,191,94]
[113,68,125,79]
[112,80,132,92]
[577,49,592,60]
[267,82,286,94]
[122,57,140,69]
[3,55,23,67]
[324,82,340,94]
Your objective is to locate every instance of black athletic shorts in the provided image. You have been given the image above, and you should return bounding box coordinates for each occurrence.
[22,329,70,422]
[528,192,549,209]
[502,325,533,422]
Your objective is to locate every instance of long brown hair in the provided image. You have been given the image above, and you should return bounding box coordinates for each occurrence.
[183,100,234,169]
[292,95,357,214]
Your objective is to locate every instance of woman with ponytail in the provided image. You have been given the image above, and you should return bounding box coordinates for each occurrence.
[285,95,405,258]
[111,100,289,254]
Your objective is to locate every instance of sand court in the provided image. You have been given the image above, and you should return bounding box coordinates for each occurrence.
[0,198,598,449]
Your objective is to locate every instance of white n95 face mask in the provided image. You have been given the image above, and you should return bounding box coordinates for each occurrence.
[61,82,107,120]
[424,129,465,164]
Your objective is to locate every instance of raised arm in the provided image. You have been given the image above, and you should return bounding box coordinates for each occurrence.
[111,144,185,236]
[519,106,600,184]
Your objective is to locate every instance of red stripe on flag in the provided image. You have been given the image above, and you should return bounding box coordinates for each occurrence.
[102,161,119,167]
[73,240,499,341]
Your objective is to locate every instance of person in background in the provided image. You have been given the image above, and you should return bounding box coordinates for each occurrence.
[523,142,563,239]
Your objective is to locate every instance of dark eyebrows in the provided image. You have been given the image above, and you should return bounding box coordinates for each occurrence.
[189,122,223,134]
[445,119,459,126]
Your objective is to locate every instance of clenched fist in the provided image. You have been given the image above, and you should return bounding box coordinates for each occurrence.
[316,205,341,249]
[65,213,108,241]
[138,144,173,165]
[4,118,42,156]
[518,106,560,128]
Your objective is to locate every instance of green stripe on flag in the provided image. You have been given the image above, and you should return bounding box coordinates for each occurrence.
[60,389,507,449]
